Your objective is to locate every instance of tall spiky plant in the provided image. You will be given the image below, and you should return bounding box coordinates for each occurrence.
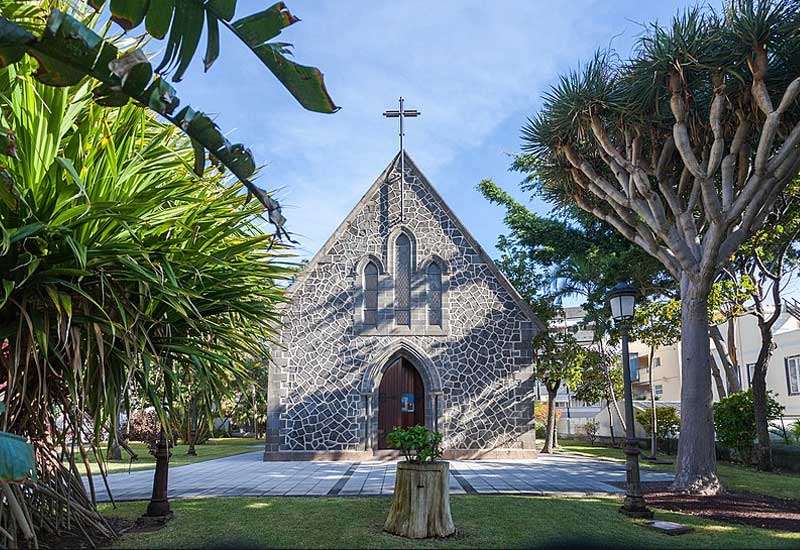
[523,1,800,493]
[0,60,292,545]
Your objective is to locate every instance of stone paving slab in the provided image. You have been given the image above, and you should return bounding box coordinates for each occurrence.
[87,451,673,502]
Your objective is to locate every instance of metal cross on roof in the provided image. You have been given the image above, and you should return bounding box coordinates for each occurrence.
[383,97,420,222]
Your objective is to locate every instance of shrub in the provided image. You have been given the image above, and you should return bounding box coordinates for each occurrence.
[635,406,680,440]
[583,419,600,444]
[213,426,231,438]
[792,422,800,445]
[386,425,443,464]
[124,409,160,443]
[713,390,784,464]
[533,402,561,426]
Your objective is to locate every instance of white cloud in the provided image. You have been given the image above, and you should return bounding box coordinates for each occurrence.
[177,0,694,258]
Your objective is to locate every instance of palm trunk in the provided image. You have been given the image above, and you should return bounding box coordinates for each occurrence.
[542,388,558,454]
[108,405,122,460]
[672,274,721,494]
[187,396,197,456]
[648,345,657,459]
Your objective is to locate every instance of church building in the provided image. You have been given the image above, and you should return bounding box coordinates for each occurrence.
[264,153,542,459]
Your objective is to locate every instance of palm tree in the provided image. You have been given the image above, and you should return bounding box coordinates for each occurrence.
[0,60,291,545]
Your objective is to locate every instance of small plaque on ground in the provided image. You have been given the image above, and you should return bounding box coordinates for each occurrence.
[644,521,692,535]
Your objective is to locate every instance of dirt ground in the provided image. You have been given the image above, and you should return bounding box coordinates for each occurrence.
[635,481,800,532]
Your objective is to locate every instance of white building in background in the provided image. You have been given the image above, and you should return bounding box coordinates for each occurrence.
[630,308,800,419]
[551,305,800,437]
[538,307,604,434]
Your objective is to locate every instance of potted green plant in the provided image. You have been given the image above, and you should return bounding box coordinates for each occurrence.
[383,425,455,539]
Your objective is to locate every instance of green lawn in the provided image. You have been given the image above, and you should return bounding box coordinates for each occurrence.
[83,438,263,475]
[557,439,800,500]
[102,496,798,549]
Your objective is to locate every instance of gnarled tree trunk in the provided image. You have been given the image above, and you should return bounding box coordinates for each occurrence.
[709,353,728,400]
[542,386,559,453]
[710,324,740,394]
[672,275,721,494]
[752,310,777,470]
[384,462,455,539]
[747,241,791,471]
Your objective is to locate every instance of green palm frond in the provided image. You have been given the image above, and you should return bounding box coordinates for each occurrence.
[0,60,291,542]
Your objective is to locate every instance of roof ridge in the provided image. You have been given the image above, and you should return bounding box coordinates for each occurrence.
[286,151,543,330]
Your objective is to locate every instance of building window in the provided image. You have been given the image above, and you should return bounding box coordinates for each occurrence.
[654,384,663,397]
[363,261,378,326]
[787,355,800,395]
[629,352,639,382]
[427,262,442,326]
[653,357,661,368]
[394,234,411,326]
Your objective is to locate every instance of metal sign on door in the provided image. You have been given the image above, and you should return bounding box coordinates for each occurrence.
[401,392,415,412]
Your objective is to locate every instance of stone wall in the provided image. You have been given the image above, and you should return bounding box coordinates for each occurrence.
[265,154,539,456]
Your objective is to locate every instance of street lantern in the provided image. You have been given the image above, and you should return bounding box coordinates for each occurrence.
[607,281,637,322]
[606,281,653,519]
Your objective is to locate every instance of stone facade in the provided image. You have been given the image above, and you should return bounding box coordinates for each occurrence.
[264,153,542,459]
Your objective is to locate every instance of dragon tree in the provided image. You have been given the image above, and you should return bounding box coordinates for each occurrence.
[523,1,800,493]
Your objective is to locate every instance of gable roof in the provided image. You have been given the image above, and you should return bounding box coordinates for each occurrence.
[288,151,544,330]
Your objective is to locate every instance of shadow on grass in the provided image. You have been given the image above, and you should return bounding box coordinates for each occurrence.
[100,495,800,549]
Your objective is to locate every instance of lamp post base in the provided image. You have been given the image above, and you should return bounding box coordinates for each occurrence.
[621,443,653,519]
[619,498,654,519]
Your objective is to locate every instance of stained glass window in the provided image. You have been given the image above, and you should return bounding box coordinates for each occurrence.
[364,261,378,326]
[427,262,442,326]
[394,234,411,326]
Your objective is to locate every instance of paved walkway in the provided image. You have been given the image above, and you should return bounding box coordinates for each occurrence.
[88,452,673,502]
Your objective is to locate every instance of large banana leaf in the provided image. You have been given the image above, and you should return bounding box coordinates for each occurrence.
[0,2,337,236]
[88,0,338,111]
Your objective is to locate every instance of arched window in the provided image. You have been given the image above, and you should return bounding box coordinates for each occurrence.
[364,261,378,326]
[427,262,442,326]
[394,234,411,326]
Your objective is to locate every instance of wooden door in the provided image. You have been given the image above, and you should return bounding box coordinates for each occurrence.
[377,358,426,449]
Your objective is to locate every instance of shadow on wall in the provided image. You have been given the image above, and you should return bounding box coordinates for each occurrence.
[276,161,536,453]
[278,311,535,453]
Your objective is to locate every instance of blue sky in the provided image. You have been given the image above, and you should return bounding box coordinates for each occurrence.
[176,0,694,261]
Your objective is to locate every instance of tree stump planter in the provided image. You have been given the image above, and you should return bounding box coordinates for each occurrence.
[384,461,455,539]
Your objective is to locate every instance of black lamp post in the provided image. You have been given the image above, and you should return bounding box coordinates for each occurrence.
[607,282,653,519]
[145,400,173,518]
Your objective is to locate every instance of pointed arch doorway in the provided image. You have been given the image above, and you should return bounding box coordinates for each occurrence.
[377,358,426,449]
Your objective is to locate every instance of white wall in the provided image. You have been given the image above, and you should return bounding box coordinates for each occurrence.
[710,313,800,417]
[558,400,681,439]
